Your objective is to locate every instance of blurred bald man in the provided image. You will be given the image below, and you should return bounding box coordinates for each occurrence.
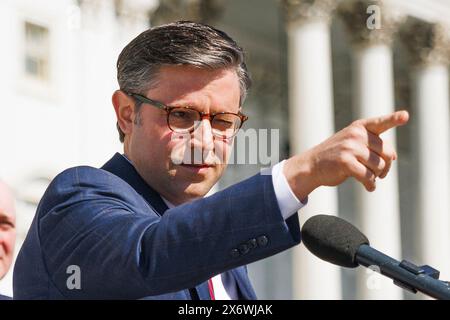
[0,181,16,300]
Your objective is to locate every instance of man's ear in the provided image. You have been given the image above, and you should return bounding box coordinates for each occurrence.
[112,90,134,138]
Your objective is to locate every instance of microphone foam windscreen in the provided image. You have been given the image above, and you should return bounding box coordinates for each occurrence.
[301,214,370,268]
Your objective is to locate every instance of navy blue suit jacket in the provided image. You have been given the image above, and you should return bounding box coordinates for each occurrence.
[13,153,301,299]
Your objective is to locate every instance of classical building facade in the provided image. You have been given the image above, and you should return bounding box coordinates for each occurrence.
[0,0,449,299]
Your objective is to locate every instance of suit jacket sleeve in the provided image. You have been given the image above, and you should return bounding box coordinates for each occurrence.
[38,166,301,299]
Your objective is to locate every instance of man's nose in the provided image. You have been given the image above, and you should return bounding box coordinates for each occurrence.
[192,118,214,152]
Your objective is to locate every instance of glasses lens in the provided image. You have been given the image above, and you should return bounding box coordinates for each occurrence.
[212,114,241,138]
[168,108,243,138]
[168,108,200,132]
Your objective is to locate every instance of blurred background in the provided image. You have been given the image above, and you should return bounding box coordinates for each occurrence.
[0,0,449,299]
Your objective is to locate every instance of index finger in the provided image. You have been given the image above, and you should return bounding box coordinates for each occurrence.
[358,110,409,135]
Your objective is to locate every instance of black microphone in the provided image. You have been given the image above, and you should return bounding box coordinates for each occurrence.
[301,214,450,300]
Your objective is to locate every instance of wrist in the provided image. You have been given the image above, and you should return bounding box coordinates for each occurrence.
[283,153,318,201]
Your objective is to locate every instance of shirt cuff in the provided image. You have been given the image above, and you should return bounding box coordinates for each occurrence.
[271,160,308,220]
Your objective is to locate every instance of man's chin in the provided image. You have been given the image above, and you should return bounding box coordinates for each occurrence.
[180,175,220,198]
[182,185,214,201]
[166,164,223,199]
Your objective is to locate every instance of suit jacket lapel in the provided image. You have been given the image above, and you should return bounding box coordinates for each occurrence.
[101,153,169,215]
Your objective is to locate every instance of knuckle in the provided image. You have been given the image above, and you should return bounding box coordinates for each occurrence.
[373,168,383,177]
[338,151,353,167]
[383,151,394,161]
[347,125,364,140]
[338,157,354,177]
[341,140,357,153]
[351,119,363,127]
[344,161,356,174]
[377,157,387,172]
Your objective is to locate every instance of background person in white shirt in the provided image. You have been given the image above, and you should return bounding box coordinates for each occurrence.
[0,181,16,300]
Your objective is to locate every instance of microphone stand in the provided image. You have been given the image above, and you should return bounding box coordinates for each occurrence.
[357,244,450,300]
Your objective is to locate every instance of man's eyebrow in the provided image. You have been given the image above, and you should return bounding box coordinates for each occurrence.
[167,99,197,107]
[169,101,230,112]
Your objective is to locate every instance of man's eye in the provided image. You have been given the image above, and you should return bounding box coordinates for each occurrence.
[214,118,234,128]
[172,111,188,118]
[0,222,14,230]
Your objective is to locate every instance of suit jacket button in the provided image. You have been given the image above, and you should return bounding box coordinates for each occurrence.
[239,244,250,255]
[230,248,240,258]
[257,235,268,247]
[247,238,258,249]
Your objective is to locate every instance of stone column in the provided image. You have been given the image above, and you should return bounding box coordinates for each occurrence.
[338,0,404,299]
[400,18,450,286]
[73,0,158,166]
[282,0,341,299]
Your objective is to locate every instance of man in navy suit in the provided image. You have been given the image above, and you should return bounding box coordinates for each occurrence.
[13,21,408,299]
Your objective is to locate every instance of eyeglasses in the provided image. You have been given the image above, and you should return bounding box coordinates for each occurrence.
[125,91,248,139]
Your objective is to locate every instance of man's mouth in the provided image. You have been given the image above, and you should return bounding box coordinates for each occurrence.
[179,163,215,172]
[181,163,214,168]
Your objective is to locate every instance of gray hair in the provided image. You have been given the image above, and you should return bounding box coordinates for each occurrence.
[116,21,252,142]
